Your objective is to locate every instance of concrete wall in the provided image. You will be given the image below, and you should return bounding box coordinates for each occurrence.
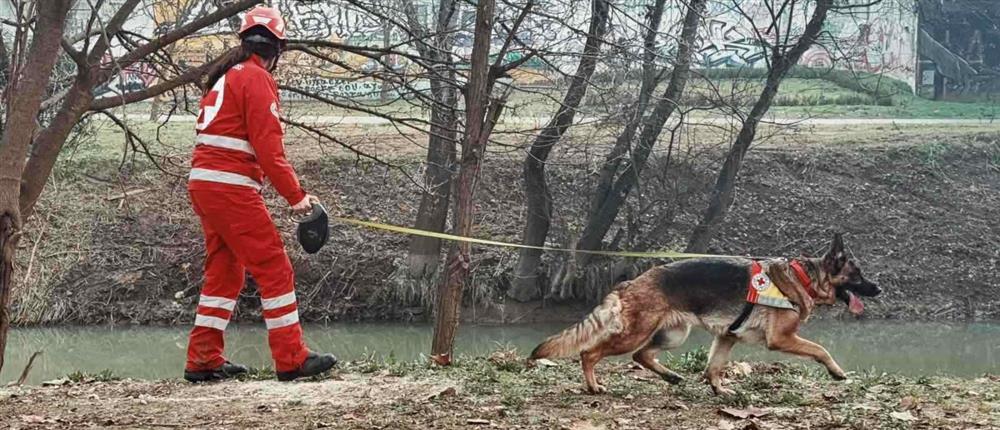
[1,0,919,100]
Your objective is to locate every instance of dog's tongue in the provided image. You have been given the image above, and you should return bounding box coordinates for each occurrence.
[847,292,865,315]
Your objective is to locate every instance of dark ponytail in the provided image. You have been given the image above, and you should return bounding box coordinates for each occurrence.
[204,45,252,90]
[203,26,284,90]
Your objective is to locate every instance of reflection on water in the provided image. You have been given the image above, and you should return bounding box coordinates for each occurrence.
[2,321,998,385]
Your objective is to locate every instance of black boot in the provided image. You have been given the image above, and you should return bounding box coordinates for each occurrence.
[184,361,250,383]
[276,351,337,381]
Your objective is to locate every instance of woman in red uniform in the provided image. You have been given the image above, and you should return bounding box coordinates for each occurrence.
[183,6,336,382]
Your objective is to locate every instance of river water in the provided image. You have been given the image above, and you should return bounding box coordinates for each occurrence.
[2,321,997,385]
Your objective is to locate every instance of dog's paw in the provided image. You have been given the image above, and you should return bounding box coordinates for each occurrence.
[587,384,607,394]
[661,371,685,385]
[712,386,737,396]
[827,367,848,381]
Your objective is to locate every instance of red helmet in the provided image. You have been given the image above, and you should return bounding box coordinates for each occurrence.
[239,6,286,41]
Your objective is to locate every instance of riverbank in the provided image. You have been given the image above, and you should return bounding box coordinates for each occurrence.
[2,353,998,429]
[6,320,999,385]
[9,122,1000,325]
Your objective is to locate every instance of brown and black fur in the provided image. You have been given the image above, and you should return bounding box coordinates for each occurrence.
[530,233,881,395]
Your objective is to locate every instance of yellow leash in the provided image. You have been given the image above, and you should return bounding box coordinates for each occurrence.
[333,216,738,259]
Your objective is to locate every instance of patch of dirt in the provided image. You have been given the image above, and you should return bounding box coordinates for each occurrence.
[10,126,1000,325]
[2,358,998,429]
[1,375,454,429]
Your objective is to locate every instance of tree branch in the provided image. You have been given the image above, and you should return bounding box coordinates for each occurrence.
[95,0,258,84]
[89,55,224,111]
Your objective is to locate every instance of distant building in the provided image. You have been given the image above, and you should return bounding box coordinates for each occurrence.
[916,0,1000,99]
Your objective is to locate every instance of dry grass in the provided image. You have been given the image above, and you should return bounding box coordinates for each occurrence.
[2,352,998,429]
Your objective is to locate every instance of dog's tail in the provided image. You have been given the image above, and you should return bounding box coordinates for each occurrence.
[529,291,624,360]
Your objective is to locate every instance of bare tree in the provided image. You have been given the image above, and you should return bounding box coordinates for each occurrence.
[550,0,708,299]
[0,0,74,374]
[402,0,461,279]
[430,0,537,363]
[508,0,611,302]
[686,0,834,252]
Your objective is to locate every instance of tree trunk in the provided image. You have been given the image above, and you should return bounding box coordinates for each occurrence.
[380,20,392,104]
[407,78,458,278]
[587,0,667,220]
[552,0,706,299]
[0,210,18,374]
[0,0,73,374]
[430,0,495,363]
[508,0,610,302]
[686,0,832,253]
[405,0,459,279]
[19,81,95,216]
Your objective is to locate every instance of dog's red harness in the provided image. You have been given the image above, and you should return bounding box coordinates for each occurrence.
[790,260,817,299]
[728,259,817,334]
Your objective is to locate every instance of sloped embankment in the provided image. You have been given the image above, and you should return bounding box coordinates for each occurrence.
[11,130,1000,325]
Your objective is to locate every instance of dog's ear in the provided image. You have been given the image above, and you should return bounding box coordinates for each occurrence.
[822,233,846,273]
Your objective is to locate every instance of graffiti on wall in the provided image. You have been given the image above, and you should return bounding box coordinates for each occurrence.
[691,1,917,88]
[802,14,917,83]
[697,18,768,67]
[94,53,158,98]
[134,0,918,100]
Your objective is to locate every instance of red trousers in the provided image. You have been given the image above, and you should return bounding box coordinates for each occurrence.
[186,187,309,373]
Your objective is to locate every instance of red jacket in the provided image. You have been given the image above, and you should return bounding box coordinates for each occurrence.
[188,54,306,205]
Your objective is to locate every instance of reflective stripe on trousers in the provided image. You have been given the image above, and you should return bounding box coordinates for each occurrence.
[188,168,262,190]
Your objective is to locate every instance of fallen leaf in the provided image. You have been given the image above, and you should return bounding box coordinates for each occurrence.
[670,401,690,411]
[427,386,457,400]
[430,354,451,366]
[41,378,70,386]
[719,407,770,419]
[715,419,736,430]
[729,362,753,377]
[534,358,559,367]
[566,420,606,430]
[467,418,491,425]
[900,396,919,410]
[890,411,918,421]
[21,415,53,424]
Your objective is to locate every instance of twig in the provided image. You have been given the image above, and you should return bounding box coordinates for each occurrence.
[107,188,151,201]
[24,214,50,283]
[16,351,42,386]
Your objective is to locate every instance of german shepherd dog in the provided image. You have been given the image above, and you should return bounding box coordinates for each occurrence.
[530,234,881,395]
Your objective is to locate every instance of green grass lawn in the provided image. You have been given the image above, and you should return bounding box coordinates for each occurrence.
[113,74,999,124]
[771,95,1000,119]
